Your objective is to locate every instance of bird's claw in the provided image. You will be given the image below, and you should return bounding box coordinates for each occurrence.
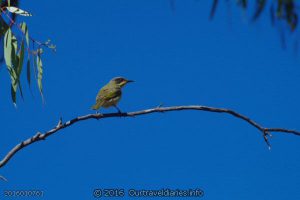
[114,106,122,114]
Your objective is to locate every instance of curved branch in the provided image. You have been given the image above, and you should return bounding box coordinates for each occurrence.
[0,105,299,169]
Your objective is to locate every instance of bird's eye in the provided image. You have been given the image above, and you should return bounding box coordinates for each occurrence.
[114,78,123,83]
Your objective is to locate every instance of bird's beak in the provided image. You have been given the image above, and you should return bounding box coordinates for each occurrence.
[126,80,134,83]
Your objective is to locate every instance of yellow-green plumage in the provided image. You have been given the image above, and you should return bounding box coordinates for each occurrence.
[91,77,133,111]
[92,83,122,110]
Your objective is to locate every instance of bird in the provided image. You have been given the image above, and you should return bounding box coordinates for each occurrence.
[91,77,134,113]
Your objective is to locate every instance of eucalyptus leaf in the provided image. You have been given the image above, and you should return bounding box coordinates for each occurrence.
[11,85,16,107]
[17,40,25,75]
[36,54,43,98]
[4,28,18,104]
[21,23,29,47]
[27,59,31,86]
[4,28,12,67]
[6,6,32,17]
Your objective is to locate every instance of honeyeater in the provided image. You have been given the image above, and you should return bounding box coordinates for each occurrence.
[91,77,134,112]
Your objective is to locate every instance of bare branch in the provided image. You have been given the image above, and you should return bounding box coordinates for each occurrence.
[0,105,299,169]
[0,175,8,182]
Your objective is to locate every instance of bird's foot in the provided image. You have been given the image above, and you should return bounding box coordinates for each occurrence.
[95,110,103,115]
[114,106,122,114]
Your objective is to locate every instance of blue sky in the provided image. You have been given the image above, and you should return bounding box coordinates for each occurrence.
[1,0,300,199]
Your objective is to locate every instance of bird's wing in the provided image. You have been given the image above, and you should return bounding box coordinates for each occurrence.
[92,84,122,110]
[97,85,121,101]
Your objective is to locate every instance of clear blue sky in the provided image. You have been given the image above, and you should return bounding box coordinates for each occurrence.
[1,0,300,199]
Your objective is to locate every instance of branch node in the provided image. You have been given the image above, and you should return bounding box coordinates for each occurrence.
[157,103,164,108]
[156,103,165,113]
[56,117,63,128]
[263,130,272,150]
[95,112,103,120]
[36,132,45,140]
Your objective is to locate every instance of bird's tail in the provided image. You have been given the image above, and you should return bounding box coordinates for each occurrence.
[91,105,98,110]
[91,101,102,110]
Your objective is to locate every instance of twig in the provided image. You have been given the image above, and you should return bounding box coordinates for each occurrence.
[0,7,55,51]
[0,175,8,182]
[0,105,299,169]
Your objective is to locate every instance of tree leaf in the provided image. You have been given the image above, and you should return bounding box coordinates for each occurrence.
[16,40,25,100]
[18,77,24,100]
[6,6,32,17]
[11,85,16,107]
[4,28,12,68]
[237,0,247,9]
[0,17,9,36]
[252,0,267,21]
[210,0,219,20]
[36,54,43,101]
[11,36,19,72]
[27,59,31,86]
[17,40,24,76]
[4,28,18,104]
[270,4,275,26]
[21,22,29,47]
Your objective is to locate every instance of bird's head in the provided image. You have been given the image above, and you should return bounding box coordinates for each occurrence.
[110,77,134,87]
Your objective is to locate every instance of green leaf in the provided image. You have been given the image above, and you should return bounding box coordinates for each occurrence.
[6,7,32,17]
[252,0,267,21]
[11,40,18,69]
[18,78,24,100]
[17,40,25,76]
[16,41,25,100]
[21,23,29,47]
[36,54,44,100]
[4,28,18,104]
[11,35,18,56]
[237,0,247,9]
[210,0,219,20]
[4,28,12,67]
[27,59,31,86]
[0,18,8,36]
[11,85,16,107]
